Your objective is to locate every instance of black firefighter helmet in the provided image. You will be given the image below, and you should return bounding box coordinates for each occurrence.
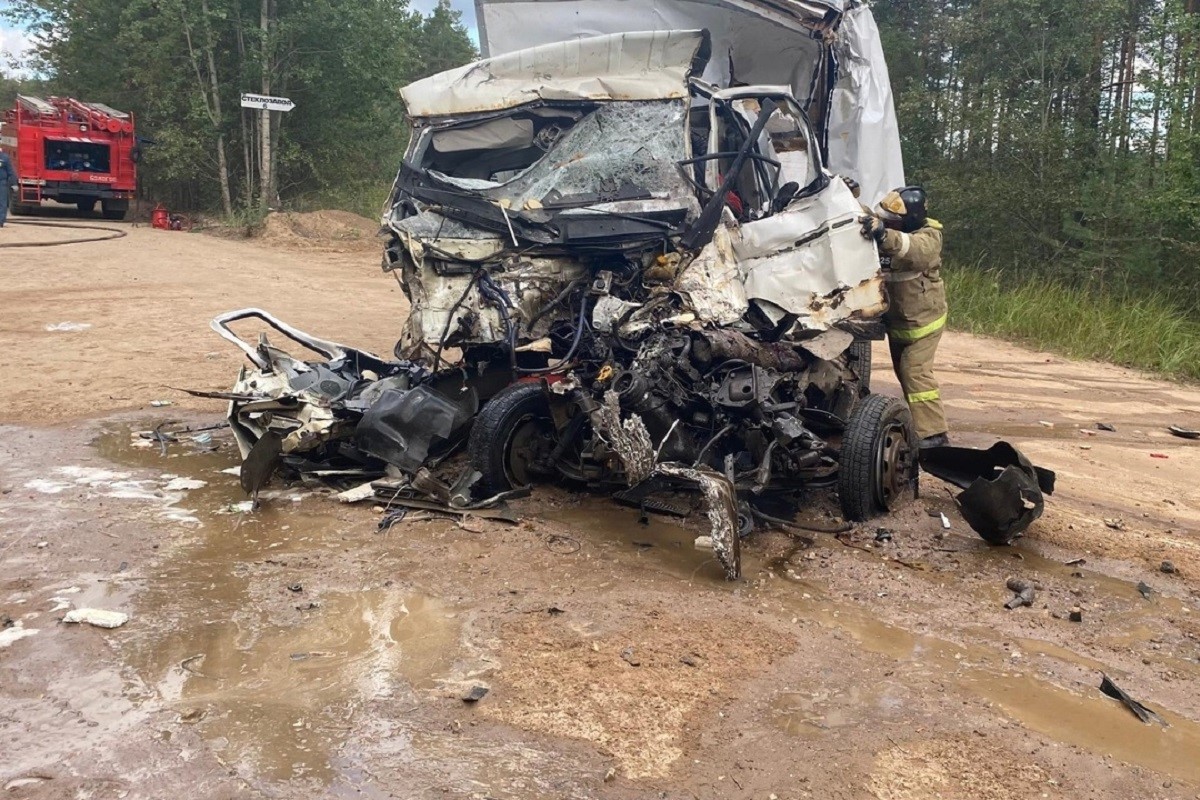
[878,186,928,233]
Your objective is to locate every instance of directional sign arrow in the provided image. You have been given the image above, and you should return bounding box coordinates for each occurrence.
[240,93,295,112]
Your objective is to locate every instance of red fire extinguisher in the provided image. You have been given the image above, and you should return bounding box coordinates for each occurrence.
[151,203,170,230]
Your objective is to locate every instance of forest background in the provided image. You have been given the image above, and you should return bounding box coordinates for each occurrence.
[3,0,1198,376]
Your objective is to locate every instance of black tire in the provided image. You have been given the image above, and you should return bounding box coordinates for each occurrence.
[838,394,918,522]
[77,200,97,215]
[11,203,33,216]
[101,200,128,221]
[468,382,558,494]
[848,339,873,395]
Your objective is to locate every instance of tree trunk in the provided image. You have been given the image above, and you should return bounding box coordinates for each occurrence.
[200,0,233,216]
[259,0,274,212]
[181,0,233,217]
[236,19,254,208]
[1148,3,1169,182]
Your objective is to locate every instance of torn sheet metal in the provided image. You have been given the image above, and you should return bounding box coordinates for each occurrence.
[400,30,710,117]
[723,178,884,331]
[920,443,1057,546]
[476,0,904,202]
[656,463,741,580]
[825,4,905,204]
[197,22,926,581]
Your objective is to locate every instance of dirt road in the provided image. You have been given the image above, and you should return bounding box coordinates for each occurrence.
[2,217,1199,799]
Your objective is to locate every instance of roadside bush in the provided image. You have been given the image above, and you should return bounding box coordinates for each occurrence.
[947,266,1200,381]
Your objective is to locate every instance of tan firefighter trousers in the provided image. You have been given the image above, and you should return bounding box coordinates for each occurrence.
[888,327,948,440]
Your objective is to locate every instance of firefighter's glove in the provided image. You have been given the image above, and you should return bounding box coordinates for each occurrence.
[860,214,886,243]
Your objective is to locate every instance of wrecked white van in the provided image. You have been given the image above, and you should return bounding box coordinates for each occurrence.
[208,15,922,581]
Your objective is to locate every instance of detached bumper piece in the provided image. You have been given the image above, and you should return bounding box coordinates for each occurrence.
[920,442,1056,545]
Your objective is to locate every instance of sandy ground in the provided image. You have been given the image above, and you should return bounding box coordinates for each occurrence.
[1,215,1199,799]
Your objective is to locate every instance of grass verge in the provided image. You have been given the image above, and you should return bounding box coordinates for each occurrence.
[946,267,1200,381]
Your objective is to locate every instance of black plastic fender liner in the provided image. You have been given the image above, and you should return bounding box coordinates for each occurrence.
[920,442,1056,546]
[355,385,479,474]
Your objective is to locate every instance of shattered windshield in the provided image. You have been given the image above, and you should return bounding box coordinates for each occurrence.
[416,100,695,210]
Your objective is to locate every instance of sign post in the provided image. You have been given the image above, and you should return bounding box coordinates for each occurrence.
[241,94,294,210]
[240,93,295,112]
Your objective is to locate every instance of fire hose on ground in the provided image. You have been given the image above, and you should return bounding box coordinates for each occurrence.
[1,219,128,248]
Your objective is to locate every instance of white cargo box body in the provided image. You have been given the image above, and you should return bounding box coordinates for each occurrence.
[474,0,904,203]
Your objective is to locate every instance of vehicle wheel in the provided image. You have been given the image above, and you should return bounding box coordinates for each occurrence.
[848,339,873,395]
[77,199,97,215]
[101,201,128,221]
[838,394,918,522]
[468,382,558,494]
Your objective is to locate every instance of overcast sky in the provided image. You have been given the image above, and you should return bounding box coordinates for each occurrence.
[0,0,34,74]
[412,0,480,42]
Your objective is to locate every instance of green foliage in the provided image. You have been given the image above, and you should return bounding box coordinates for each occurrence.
[2,0,477,217]
[877,0,1200,311]
[947,267,1200,380]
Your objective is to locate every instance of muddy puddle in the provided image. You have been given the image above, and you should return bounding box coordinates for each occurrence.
[546,499,729,583]
[91,421,467,790]
[83,417,1200,792]
[761,562,1200,784]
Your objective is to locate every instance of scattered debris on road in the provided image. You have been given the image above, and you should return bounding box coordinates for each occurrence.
[462,685,489,703]
[1160,560,1177,574]
[163,477,206,491]
[62,608,129,629]
[1168,425,1200,440]
[1137,581,1152,599]
[1069,606,1083,622]
[921,443,1056,545]
[1004,578,1036,610]
[1096,422,1117,432]
[0,623,40,648]
[1100,675,1166,726]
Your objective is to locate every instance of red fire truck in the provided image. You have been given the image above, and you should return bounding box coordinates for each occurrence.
[1,95,138,220]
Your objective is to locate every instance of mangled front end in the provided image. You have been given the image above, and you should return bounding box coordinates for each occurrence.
[384,45,705,356]
[201,309,486,496]
[194,32,899,583]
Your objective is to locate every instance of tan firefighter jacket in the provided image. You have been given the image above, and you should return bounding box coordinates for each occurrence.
[879,219,947,341]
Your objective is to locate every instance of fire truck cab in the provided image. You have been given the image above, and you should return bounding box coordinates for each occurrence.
[1,95,138,220]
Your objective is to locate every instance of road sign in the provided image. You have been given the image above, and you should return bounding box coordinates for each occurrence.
[240,93,295,112]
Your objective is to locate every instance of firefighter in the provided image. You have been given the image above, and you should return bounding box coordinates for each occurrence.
[861,186,950,448]
[0,149,14,228]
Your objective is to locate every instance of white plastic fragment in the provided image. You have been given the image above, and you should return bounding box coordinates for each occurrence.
[337,482,377,504]
[5,778,48,791]
[220,467,242,476]
[694,535,714,551]
[44,322,92,332]
[62,609,130,629]
[0,624,40,648]
[940,513,951,530]
[164,477,207,491]
[150,400,173,407]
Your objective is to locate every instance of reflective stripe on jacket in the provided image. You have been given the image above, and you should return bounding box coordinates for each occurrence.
[881,220,947,340]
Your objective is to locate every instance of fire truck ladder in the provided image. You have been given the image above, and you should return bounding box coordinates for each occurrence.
[18,182,42,205]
